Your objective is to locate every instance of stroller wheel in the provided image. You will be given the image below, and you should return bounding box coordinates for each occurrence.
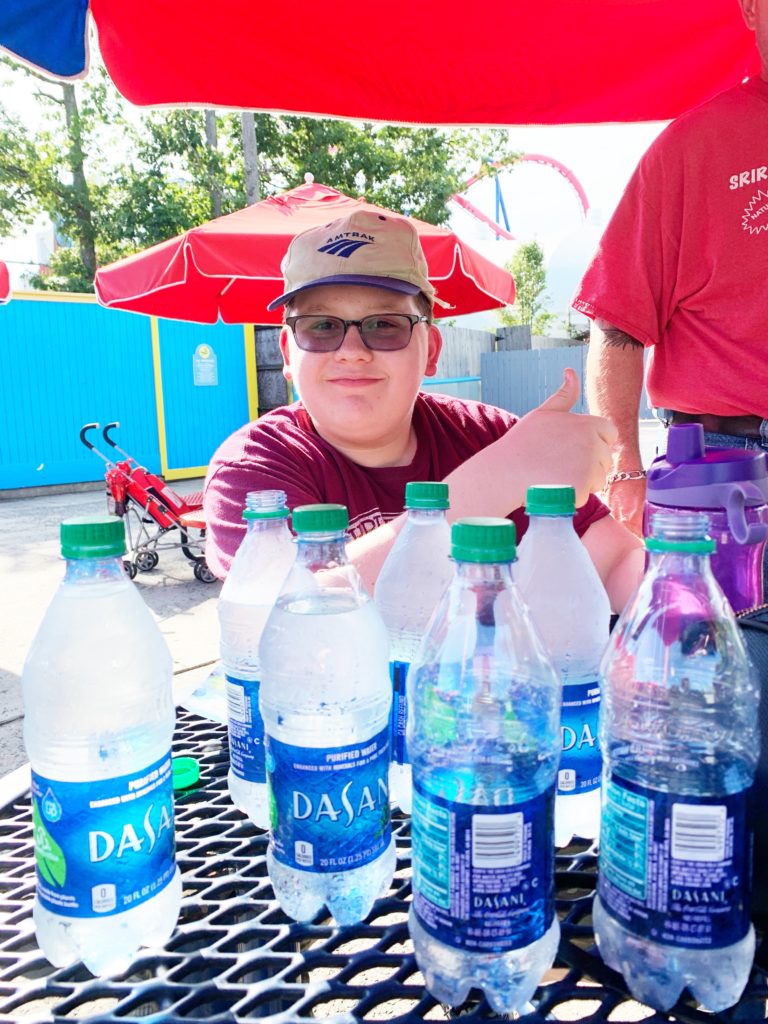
[135,549,160,572]
[123,559,138,580]
[194,560,218,584]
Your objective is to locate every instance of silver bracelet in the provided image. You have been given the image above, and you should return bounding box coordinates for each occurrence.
[605,470,647,486]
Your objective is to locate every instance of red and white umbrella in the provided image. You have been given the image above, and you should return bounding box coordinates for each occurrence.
[0,261,10,305]
[0,0,759,126]
[95,182,516,324]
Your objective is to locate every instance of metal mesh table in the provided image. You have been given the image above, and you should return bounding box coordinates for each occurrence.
[1,710,767,1023]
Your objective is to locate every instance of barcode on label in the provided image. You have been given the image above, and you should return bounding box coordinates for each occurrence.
[671,803,727,862]
[226,681,246,722]
[472,812,523,868]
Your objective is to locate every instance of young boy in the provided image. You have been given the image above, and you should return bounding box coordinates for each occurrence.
[203,209,643,610]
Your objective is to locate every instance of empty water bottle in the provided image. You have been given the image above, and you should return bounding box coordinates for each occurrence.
[596,510,759,1012]
[23,516,181,976]
[375,481,452,813]
[260,504,395,925]
[515,485,609,846]
[409,518,561,1014]
[220,490,295,829]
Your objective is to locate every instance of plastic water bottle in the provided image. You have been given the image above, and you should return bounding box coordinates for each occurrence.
[260,504,396,925]
[515,485,609,847]
[22,516,181,977]
[408,518,561,1014]
[374,481,452,814]
[220,490,295,829]
[595,510,759,1012]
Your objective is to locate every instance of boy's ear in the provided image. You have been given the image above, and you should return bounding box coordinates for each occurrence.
[423,324,442,377]
[279,327,292,380]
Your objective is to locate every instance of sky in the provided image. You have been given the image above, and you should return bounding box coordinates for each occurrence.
[0,67,668,318]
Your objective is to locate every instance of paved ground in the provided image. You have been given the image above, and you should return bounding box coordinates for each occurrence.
[0,477,221,777]
[0,419,663,778]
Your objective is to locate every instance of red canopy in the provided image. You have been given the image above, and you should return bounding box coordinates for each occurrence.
[86,0,758,124]
[94,183,516,324]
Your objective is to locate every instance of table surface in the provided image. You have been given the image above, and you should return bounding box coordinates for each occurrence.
[1,711,767,1024]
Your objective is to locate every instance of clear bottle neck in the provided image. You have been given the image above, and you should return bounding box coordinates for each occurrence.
[245,516,291,535]
[647,549,713,576]
[294,531,350,570]
[406,507,448,524]
[63,555,126,584]
[454,560,515,587]
[526,514,574,534]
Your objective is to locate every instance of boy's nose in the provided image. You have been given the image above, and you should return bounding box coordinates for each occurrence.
[335,324,372,357]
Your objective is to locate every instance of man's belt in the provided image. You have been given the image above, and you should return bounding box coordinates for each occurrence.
[669,410,764,439]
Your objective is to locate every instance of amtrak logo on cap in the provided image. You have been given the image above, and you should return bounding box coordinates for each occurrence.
[317,232,375,259]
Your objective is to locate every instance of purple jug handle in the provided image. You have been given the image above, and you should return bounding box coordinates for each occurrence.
[726,486,768,544]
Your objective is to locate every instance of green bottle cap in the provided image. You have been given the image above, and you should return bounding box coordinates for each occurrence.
[292,503,349,534]
[526,485,576,516]
[172,756,200,791]
[451,517,516,563]
[60,516,126,559]
[404,481,450,510]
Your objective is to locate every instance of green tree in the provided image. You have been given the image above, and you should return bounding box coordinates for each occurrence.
[0,56,520,292]
[498,240,557,335]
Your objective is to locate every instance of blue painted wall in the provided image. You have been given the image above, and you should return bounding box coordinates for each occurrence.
[156,319,251,470]
[0,297,252,491]
[0,299,160,489]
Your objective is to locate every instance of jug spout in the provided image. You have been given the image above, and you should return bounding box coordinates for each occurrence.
[666,422,705,465]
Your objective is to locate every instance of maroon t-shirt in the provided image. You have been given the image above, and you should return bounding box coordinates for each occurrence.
[203,392,609,577]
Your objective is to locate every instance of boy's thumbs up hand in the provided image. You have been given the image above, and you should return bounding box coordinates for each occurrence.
[536,366,581,413]
[510,369,616,506]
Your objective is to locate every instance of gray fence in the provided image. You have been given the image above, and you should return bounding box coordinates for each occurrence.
[481,346,589,415]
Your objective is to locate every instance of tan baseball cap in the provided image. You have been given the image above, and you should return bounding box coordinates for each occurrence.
[267,209,438,311]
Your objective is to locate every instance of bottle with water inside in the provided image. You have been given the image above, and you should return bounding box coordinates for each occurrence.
[375,481,452,814]
[260,504,395,924]
[515,485,609,846]
[220,490,295,829]
[22,516,181,976]
[595,510,758,1012]
[408,518,561,1014]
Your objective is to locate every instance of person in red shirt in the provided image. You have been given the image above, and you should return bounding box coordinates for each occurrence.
[573,0,768,537]
[204,208,643,610]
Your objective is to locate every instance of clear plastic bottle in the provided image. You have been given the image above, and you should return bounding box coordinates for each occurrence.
[515,485,609,847]
[22,516,181,977]
[408,518,561,1015]
[596,510,759,1012]
[220,490,295,829]
[374,481,452,814]
[259,504,396,925]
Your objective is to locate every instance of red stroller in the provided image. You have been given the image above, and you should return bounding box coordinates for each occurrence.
[80,422,217,583]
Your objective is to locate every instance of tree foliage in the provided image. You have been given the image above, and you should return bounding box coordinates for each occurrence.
[0,57,520,293]
[498,240,557,335]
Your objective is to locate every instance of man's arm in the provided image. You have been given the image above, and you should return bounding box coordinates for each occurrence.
[586,318,647,537]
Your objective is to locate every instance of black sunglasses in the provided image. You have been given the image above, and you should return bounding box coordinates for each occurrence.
[285,313,429,353]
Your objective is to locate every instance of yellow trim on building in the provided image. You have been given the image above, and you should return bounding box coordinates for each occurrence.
[165,466,208,482]
[12,290,98,303]
[244,324,259,421]
[150,318,170,476]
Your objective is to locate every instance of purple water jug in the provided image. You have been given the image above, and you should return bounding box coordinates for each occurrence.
[644,423,768,612]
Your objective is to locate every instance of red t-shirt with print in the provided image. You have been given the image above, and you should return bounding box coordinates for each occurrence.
[203,391,609,578]
[573,76,768,417]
